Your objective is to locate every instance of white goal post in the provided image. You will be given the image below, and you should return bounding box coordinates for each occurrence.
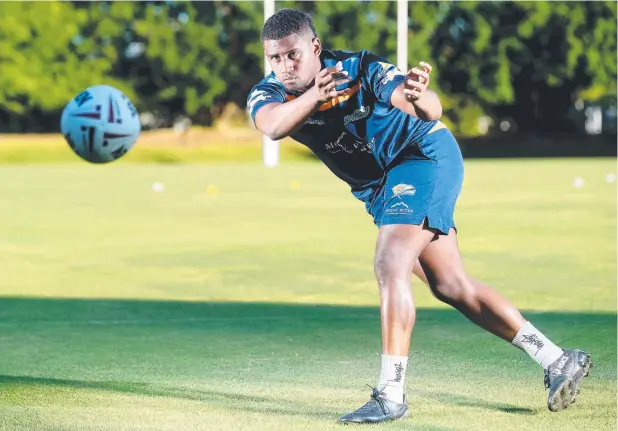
[262,0,279,168]
[261,0,409,167]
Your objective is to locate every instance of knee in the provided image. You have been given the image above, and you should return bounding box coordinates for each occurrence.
[374,251,414,289]
[431,273,476,305]
[374,225,432,289]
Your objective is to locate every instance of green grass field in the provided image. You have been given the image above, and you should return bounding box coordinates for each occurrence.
[0,158,615,430]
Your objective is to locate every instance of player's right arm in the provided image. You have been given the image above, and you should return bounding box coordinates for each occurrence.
[249,64,351,141]
[252,92,320,141]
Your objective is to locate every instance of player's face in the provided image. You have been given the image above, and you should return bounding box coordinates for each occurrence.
[263,32,321,92]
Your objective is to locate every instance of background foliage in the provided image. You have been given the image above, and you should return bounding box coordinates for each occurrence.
[0,1,615,137]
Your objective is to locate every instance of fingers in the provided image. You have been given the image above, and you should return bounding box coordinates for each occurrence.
[315,61,354,102]
[420,61,432,74]
[403,87,422,102]
[320,69,348,82]
[403,88,422,96]
[404,60,432,103]
[405,79,426,91]
[318,70,348,89]
[330,88,352,99]
[409,67,429,84]
[317,66,333,78]
[402,61,433,103]
[318,61,345,79]
[406,61,432,86]
[331,71,349,80]
[322,78,351,94]
[319,73,349,88]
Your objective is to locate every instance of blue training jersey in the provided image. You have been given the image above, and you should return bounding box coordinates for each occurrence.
[247,49,438,199]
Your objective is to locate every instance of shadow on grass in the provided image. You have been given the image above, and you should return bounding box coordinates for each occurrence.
[0,375,337,419]
[416,390,536,415]
[0,374,535,420]
[0,297,615,419]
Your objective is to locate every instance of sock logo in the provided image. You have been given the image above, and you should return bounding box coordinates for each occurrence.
[388,362,404,383]
[522,334,545,355]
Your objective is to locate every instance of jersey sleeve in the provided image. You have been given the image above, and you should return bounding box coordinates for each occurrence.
[359,51,406,104]
[246,79,287,125]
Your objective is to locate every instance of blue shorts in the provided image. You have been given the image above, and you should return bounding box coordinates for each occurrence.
[363,124,464,234]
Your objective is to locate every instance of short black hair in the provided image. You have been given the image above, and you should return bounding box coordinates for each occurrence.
[261,8,317,42]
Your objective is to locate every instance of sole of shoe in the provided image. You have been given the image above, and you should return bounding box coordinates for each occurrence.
[339,407,410,424]
[399,408,411,421]
[548,352,593,412]
[570,353,593,404]
[548,379,572,412]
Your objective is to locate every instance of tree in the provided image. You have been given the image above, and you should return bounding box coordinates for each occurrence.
[0,1,126,131]
[430,1,617,134]
[0,1,614,136]
[77,1,228,126]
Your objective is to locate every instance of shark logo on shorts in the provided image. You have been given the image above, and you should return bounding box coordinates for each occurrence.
[392,184,416,197]
[386,184,415,215]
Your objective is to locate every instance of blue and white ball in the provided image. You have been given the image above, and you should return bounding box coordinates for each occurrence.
[60,85,141,164]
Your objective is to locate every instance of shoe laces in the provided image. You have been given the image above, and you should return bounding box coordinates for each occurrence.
[355,384,389,415]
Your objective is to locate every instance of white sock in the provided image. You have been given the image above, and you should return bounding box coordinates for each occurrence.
[512,321,564,369]
[377,354,408,403]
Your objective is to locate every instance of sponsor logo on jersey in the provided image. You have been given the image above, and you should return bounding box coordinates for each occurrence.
[343,106,370,125]
[378,62,405,85]
[325,132,351,154]
[306,117,325,126]
[325,132,372,154]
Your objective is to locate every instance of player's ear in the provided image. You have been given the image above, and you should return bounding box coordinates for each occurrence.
[312,37,322,56]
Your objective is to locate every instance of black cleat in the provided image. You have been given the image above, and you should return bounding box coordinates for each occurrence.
[545,349,592,412]
[339,387,409,424]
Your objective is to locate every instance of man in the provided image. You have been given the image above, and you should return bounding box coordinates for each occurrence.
[247,9,592,424]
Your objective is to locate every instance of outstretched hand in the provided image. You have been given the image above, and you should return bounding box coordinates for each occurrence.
[403,61,432,103]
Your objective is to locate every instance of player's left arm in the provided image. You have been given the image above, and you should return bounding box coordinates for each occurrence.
[390,61,442,122]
